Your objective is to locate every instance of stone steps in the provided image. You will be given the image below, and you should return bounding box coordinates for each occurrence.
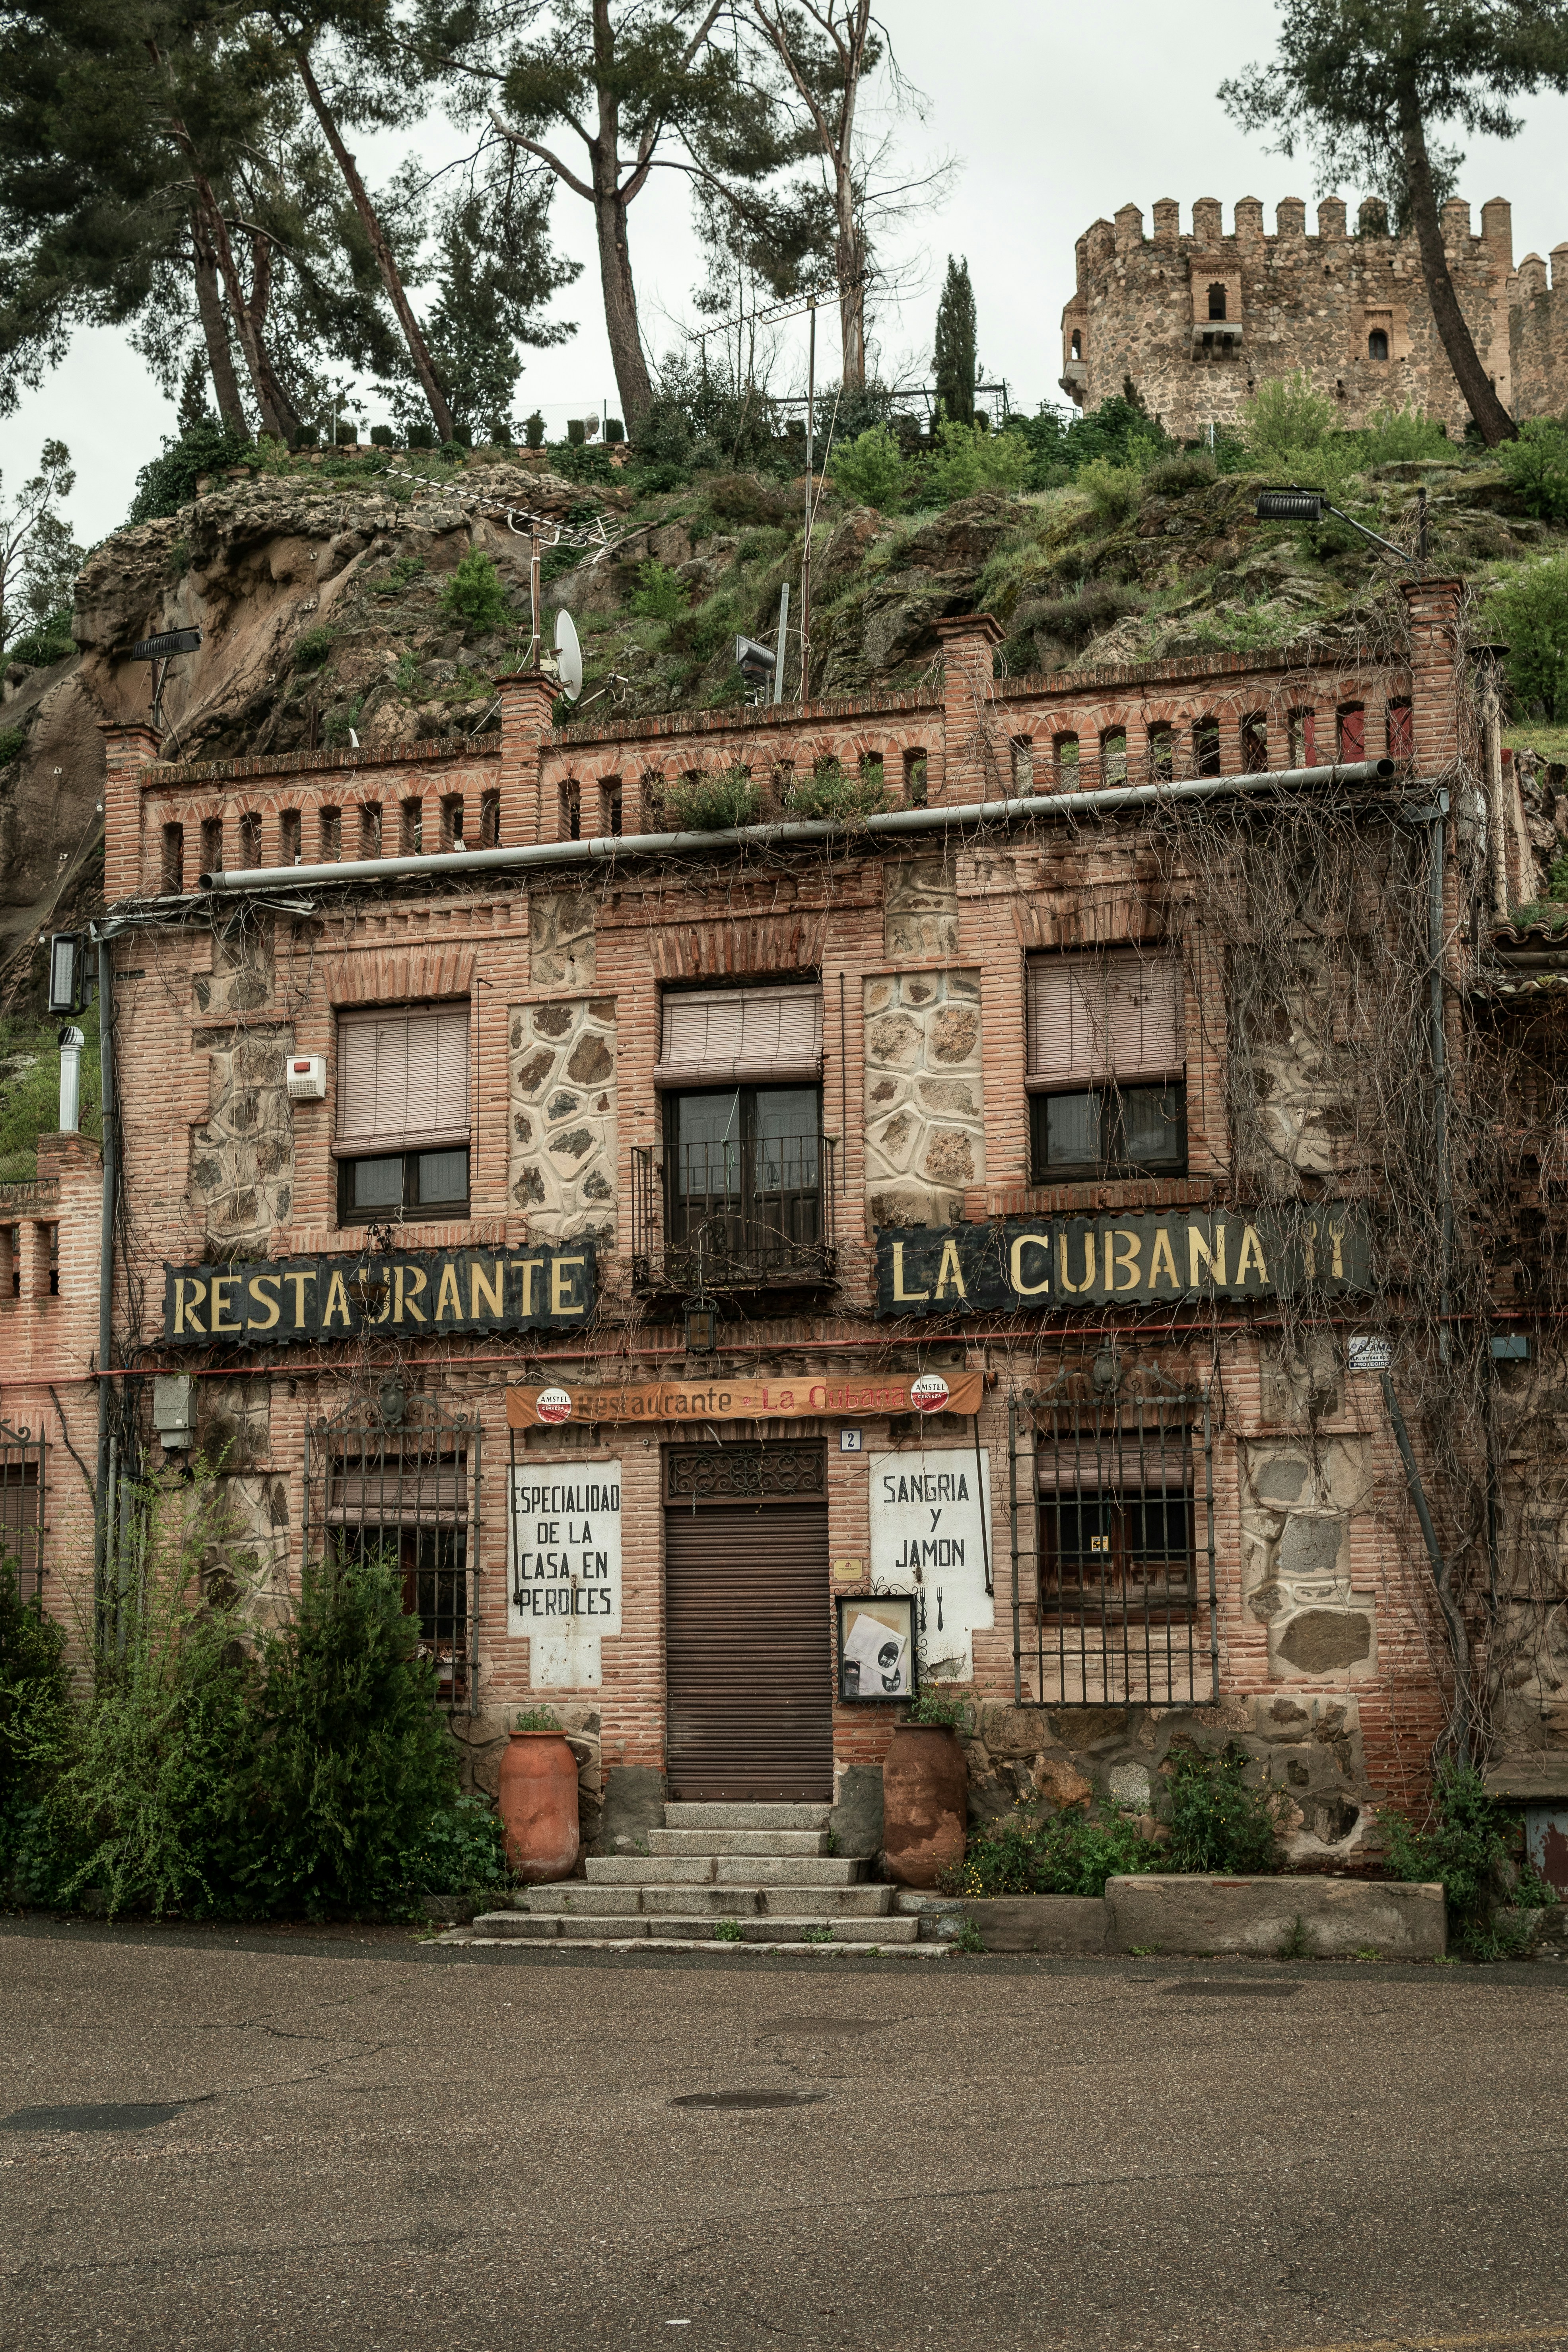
[469,1911,919,1946]
[663,1802,831,1831]
[647,1828,828,1857]
[525,1882,892,1919]
[587,1854,861,1888]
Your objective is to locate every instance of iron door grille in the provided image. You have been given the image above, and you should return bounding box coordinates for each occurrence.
[1017,1394,1218,1707]
[663,1443,833,1803]
[0,1422,45,1602]
[303,1417,480,1712]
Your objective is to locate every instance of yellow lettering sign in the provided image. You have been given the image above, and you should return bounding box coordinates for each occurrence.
[509,1257,544,1315]
[470,1259,505,1320]
[395,1265,427,1324]
[174,1277,207,1335]
[933,1237,968,1301]
[208,1275,241,1335]
[550,1256,587,1316]
[891,1242,930,1303]
[247,1273,281,1330]
[1059,1230,1096,1294]
[1188,1223,1227,1287]
[1235,1224,1269,1286]
[1109,1230,1142,1293]
[322,1269,352,1328]
[284,1270,316,1327]
[1009,1233,1051,1297]
[1149,1227,1181,1290]
[435,1262,463,1321]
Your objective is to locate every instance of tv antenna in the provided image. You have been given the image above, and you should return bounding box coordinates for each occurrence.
[131,627,202,729]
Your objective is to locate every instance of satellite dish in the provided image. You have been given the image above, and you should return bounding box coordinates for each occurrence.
[554,608,583,702]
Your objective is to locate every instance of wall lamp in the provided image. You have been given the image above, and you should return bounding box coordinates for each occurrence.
[1255,486,1418,567]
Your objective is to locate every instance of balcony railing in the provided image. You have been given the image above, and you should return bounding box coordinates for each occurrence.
[630,1135,837,1291]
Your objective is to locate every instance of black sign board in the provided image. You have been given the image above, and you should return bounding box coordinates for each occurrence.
[163,1244,596,1346]
[874,1211,1369,1318]
[132,628,202,660]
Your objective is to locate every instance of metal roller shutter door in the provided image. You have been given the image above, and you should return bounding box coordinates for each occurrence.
[665,1502,834,1802]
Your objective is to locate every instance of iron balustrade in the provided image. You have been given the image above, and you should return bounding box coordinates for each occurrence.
[303,1411,480,1712]
[1009,1389,1218,1707]
[630,1130,837,1290]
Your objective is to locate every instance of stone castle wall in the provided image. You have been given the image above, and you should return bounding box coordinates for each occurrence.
[1061,193,1568,440]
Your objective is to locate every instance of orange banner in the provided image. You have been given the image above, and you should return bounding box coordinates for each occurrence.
[507,1367,983,1429]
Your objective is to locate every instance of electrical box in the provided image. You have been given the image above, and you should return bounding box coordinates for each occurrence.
[286,1055,327,1100]
[152,1374,196,1451]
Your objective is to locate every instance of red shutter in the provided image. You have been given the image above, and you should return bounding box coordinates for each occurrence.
[336,1007,470,1153]
[1387,701,1414,759]
[1028,952,1184,1090]
[1339,707,1365,761]
[656,986,823,1085]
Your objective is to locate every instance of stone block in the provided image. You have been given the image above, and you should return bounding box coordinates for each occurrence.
[649,1829,828,1856]
[712,1855,859,1886]
[962,1897,1111,1955]
[664,1802,830,1830]
[755,1884,892,1918]
[830,1763,884,1858]
[1275,1607,1373,1674]
[976,1702,1058,1759]
[1107,1763,1152,1810]
[597,1763,665,1855]
[1104,1873,1446,1958]
[586,1856,713,1885]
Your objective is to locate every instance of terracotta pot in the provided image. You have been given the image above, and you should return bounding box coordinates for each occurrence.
[882,1724,968,1888]
[497,1730,580,1883]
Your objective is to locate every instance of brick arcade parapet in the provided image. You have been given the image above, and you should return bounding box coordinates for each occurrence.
[1061,192,1565,440]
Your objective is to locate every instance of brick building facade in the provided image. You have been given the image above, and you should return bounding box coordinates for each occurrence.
[17,578,1564,1866]
[1060,193,1567,439]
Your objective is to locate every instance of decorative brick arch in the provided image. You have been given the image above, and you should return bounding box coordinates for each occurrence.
[325,946,476,1007]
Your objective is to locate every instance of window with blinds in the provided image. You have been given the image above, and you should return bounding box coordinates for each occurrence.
[1027,950,1187,1181]
[655,985,824,1087]
[334,1005,472,1223]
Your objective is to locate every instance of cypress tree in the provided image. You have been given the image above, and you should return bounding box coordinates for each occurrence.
[933,255,976,427]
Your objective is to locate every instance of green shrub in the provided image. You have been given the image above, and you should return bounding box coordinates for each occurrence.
[407,423,438,451]
[370,425,395,447]
[0,725,27,768]
[1382,1756,1524,1950]
[549,439,616,486]
[630,559,688,621]
[1361,405,1449,465]
[1144,451,1217,498]
[664,764,761,831]
[783,756,888,821]
[128,420,254,524]
[439,549,513,635]
[831,425,905,511]
[293,625,335,671]
[1078,456,1145,524]
[6,605,74,666]
[1160,1742,1280,1873]
[1242,370,1339,464]
[0,1556,71,1899]
[1486,554,1568,721]
[400,1794,508,1895]
[903,1686,973,1732]
[605,417,625,445]
[946,1802,1159,1898]
[1496,417,1568,520]
[255,1548,460,1919]
[927,419,1031,504]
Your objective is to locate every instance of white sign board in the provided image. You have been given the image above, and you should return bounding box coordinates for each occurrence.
[868,1448,994,1682]
[508,1462,622,1686]
[1347,1335,1392,1373]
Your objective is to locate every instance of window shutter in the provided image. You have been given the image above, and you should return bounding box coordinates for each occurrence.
[655,986,823,1085]
[1027,952,1183,1090]
[336,1006,470,1153]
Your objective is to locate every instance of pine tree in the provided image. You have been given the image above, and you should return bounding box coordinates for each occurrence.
[933,255,975,427]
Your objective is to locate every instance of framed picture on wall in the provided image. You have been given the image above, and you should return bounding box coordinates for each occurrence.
[837,1593,917,1703]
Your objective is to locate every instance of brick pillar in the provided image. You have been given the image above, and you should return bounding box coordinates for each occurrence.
[1398,578,1464,777]
[494,673,556,846]
[935,614,1006,807]
[100,723,162,900]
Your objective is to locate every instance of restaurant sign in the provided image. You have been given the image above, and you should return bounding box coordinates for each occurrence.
[163,1244,596,1345]
[875,1211,1369,1319]
[507,1366,984,1427]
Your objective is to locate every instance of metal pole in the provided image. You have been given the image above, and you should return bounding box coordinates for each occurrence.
[58,1026,84,1132]
[93,935,117,1653]
[801,299,815,702]
[773,582,790,706]
[1008,1392,1022,1704]
[530,534,541,669]
[1428,791,1452,1361]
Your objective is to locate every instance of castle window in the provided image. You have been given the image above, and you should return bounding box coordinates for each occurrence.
[1288,709,1317,768]
[903,748,928,805]
[1368,329,1389,362]
[201,816,223,875]
[1147,725,1175,783]
[560,779,581,841]
[1193,717,1221,778]
[600,777,623,837]
[400,798,422,855]
[441,794,465,849]
[238,812,262,868]
[1241,713,1268,774]
[1338,705,1366,763]
[359,803,381,859]
[1054,733,1080,782]
[1071,329,1083,360]
[1386,701,1414,761]
[319,807,341,862]
[281,809,303,865]
[1011,737,1034,791]
[480,790,501,847]
[1100,729,1127,785]
[162,823,185,894]
[1207,283,1227,321]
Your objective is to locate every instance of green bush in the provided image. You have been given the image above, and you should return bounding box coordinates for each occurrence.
[783,756,888,821]
[947,1802,1159,1898]
[1361,405,1449,465]
[439,549,513,635]
[1496,417,1568,521]
[1486,554,1568,722]
[407,423,438,451]
[664,764,761,831]
[926,419,1031,504]
[128,420,254,524]
[1161,1742,1280,1873]
[1077,455,1146,525]
[1242,370,1339,464]
[369,425,395,448]
[1144,451,1217,497]
[903,1686,974,1732]
[630,559,688,621]
[0,725,27,768]
[6,605,74,667]
[0,1012,101,1182]
[1381,1756,1533,1951]
[293,625,335,671]
[830,425,905,511]
[605,417,625,445]
[399,1794,508,1896]
[549,439,616,486]
[0,1556,71,1897]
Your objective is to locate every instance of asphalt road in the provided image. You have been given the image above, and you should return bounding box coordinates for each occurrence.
[1,1919,1565,2352]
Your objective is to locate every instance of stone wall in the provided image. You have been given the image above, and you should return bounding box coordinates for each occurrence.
[530,890,597,988]
[863,968,984,1228]
[189,1025,294,1254]
[507,996,618,1243]
[1239,1436,1379,1683]
[883,858,960,960]
[1061,193,1555,440]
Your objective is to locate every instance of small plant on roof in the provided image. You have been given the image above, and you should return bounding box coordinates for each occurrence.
[664,764,761,832]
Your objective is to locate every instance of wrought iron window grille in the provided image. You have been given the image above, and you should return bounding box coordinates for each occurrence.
[0,1421,46,1604]
[631,1111,837,1292]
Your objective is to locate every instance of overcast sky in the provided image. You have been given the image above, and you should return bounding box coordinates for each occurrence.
[8,0,1568,550]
